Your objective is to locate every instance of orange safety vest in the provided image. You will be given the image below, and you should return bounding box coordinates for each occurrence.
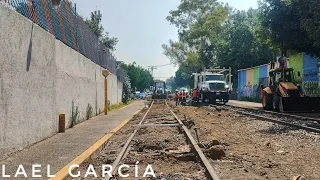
[193,90,198,97]
[181,91,187,97]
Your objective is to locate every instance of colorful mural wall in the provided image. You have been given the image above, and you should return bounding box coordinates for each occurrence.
[238,64,269,99]
[238,53,320,100]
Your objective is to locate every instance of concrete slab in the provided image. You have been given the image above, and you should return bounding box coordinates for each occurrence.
[228,100,262,109]
[0,100,145,179]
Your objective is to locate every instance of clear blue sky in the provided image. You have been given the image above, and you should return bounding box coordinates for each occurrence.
[75,0,257,80]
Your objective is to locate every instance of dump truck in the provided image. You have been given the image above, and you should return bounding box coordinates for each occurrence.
[262,65,320,112]
[151,80,168,100]
[193,67,232,104]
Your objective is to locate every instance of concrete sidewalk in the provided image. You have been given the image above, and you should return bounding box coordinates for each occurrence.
[0,100,145,179]
[228,100,262,109]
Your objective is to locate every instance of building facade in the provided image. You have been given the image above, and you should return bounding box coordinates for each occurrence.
[238,53,320,100]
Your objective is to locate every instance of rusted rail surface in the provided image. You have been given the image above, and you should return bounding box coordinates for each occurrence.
[105,100,220,180]
[104,101,155,180]
[225,104,320,123]
[166,102,220,180]
[211,104,320,134]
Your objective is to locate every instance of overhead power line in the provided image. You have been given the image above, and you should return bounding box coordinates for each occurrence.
[147,63,172,76]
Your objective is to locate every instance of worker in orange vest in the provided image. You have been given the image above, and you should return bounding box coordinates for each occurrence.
[192,88,199,103]
[181,89,187,105]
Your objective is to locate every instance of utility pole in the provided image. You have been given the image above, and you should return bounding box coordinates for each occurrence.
[147,66,158,77]
[147,64,171,78]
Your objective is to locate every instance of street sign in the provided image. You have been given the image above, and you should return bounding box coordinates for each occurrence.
[102,70,110,77]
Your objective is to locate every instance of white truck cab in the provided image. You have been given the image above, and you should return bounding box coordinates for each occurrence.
[193,68,232,104]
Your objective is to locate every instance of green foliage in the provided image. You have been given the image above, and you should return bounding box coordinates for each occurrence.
[259,0,320,56]
[121,62,154,91]
[163,0,275,85]
[122,74,132,103]
[217,9,274,72]
[71,101,80,128]
[108,102,131,111]
[85,10,118,51]
[86,104,93,120]
[166,76,177,90]
[101,32,119,51]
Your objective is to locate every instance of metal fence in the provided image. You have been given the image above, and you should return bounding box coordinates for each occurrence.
[1,0,124,82]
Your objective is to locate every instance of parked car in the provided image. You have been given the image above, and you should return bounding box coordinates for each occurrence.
[137,92,146,99]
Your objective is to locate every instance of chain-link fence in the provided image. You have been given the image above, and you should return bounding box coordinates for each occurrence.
[1,0,124,82]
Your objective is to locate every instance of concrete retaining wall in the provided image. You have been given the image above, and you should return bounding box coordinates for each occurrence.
[0,5,123,160]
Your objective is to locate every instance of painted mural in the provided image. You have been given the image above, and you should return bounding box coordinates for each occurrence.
[238,53,320,100]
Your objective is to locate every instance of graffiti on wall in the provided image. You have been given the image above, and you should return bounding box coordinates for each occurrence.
[239,84,253,97]
[238,78,267,99]
[303,81,320,97]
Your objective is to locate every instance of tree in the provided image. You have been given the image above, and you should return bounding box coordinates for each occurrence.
[259,0,320,56]
[166,0,230,68]
[166,76,177,90]
[163,0,274,83]
[217,9,274,72]
[121,63,154,92]
[85,10,118,51]
[122,74,132,103]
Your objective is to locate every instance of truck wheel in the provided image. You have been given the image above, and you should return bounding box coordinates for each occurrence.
[273,96,280,111]
[262,91,273,110]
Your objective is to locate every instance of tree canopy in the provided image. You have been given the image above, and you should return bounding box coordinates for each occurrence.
[121,62,154,92]
[260,0,320,56]
[164,0,320,86]
[85,11,118,51]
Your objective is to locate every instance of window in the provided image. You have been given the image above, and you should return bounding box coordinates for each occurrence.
[206,75,224,81]
[209,82,226,90]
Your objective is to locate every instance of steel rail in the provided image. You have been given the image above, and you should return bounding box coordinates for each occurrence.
[166,102,220,180]
[225,104,320,123]
[212,105,320,134]
[104,101,155,180]
[133,123,181,127]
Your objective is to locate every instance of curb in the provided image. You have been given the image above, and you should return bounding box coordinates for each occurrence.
[49,108,143,180]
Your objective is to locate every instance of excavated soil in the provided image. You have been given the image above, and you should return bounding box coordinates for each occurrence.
[171,102,320,180]
[67,101,320,180]
[68,102,208,180]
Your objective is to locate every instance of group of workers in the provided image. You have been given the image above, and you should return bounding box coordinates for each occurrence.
[174,88,200,106]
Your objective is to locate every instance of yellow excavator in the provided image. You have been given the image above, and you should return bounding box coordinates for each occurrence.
[262,65,320,112]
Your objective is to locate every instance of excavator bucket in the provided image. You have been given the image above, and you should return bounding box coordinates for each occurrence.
[280,97,320,112]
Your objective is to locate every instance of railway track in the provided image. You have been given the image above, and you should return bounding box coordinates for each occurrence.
[103,100,220,180]
[209,103,320,134]
[68,100,220,180]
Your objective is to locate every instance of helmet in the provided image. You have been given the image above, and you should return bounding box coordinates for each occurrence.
[175,89,179,92]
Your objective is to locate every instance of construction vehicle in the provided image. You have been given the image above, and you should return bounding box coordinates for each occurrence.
[262,61,320,112]
[151,80,168,100]
[193,67,232,104]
